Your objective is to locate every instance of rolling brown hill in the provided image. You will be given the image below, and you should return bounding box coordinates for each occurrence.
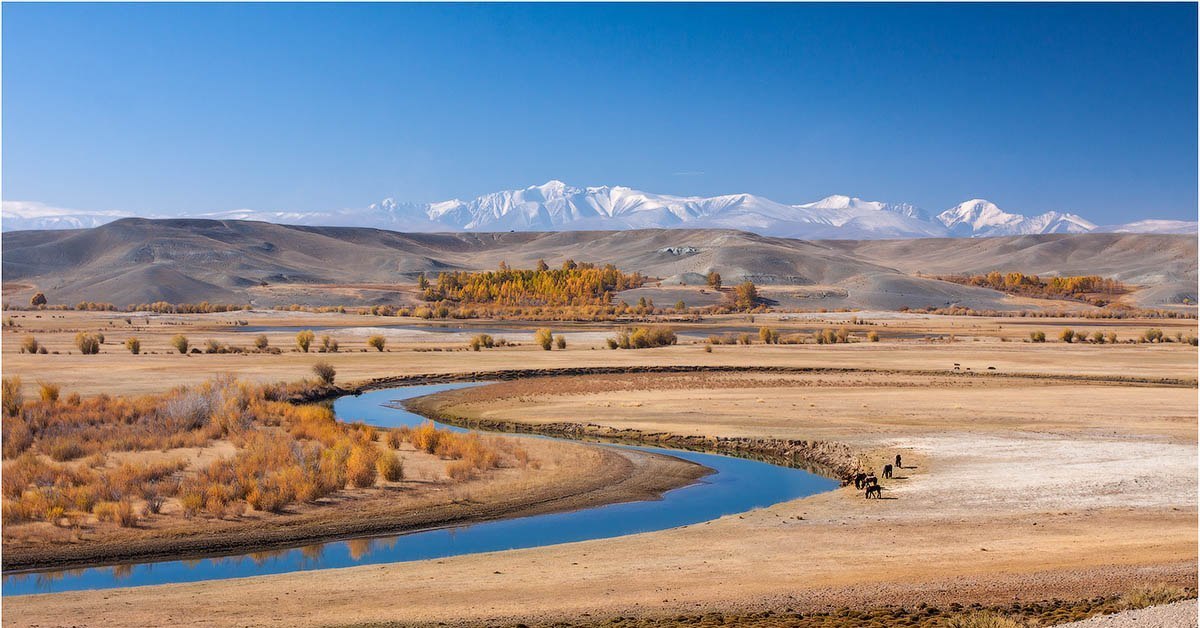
[2,218,1195,310]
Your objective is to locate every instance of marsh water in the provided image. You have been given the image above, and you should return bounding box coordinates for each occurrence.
[2,383,836,596]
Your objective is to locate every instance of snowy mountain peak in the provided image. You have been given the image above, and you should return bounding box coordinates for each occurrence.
[937,199,1096,237]
[4,184,1188,238]
[797,195,927,221]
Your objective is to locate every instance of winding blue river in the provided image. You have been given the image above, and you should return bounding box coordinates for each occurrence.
[2,383,836,596]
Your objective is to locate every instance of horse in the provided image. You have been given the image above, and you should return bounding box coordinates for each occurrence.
[862,474,878,488]
[865,485,882,499]
[882,464,893,479]
[853,472,866,489]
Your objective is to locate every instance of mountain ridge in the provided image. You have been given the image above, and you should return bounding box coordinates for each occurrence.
[3,181,1194,238]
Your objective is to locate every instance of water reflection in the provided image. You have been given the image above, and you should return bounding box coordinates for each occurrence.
[3,384,836,596]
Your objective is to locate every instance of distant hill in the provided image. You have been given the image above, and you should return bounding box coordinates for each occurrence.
[2,218,1195,310]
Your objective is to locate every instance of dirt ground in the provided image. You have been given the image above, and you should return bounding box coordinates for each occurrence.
[2,311,1196,627]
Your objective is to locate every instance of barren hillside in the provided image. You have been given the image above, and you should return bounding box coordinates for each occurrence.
[2,219,1194,310]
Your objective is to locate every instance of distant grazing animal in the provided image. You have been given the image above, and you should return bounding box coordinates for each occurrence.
[853,472,866,489]
[883,464,893,478]
[863,474,878,488]
[865,485,882,499]
[895,454,902,468]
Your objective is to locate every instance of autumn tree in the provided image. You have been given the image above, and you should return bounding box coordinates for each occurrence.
[29,292,47,307]
[367,335,386,351]
[706,271,722,290]
[732,281,759,310]
[296,330,315,353]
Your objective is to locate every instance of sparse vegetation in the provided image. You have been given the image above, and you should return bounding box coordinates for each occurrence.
[312,361,336,385]
[171,335,190,354]
[30,292,47,307]
[1029,331,1046,343]
[937,271,1128,306]
[367,335,386,351]
[706,271,722,290]
[609,326,677,349]
[1059,328,1075,343]
[125,337,141,354]
[254,334,270,350]
[730,281,760,310]
[3,377,23,418]
[469,334,495,351]
[296,330,315,352]
[555,335,567,350]
[535,328,554,350]
[868,331,880,342]
[20,335,39,354]
[74,332,101,355]
[1142,328,1165,343]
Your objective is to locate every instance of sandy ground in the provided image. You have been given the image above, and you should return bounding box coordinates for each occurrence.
[1060,599,1198,627]
[2,310,1196,398]
[2,312,1196,627]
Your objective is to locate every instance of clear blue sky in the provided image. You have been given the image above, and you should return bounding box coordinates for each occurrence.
[3,2,1196,223]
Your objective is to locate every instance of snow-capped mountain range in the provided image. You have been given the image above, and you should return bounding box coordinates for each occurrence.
[3,181,1194,238]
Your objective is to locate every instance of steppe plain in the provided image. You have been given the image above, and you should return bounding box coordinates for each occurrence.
[2,307,1195,627]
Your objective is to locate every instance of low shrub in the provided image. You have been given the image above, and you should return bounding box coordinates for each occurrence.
[312,361,336,385]
[75,332,101,355]
[20,335,39,354]
[376,452,404,481]
[535,328,554,350]
[367,335,386,351]
[171,335,190,354]
[125,337,141,354]
[610,326,676,349]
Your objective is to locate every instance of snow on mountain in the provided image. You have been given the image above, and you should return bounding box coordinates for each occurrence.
[1,201,134,231]
[3,183,1183,240]
[1097,219,1198,235]
[936,199,1095,237]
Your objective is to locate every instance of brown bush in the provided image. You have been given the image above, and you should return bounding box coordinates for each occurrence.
[376,453,404,482]
[296,330,315,352]
[312,361,336,385]
[20,335,39,354]
[345,444,380,488]
[171,335,189,354]
[125,337,141,354]
[75,332,101,355]
[2,376,22,417]
[367,335,386,351]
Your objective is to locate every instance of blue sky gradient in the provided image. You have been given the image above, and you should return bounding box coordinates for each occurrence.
[3,2,1196,222]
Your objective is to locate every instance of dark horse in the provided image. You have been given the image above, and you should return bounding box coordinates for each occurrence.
[853,472,866,489]
[862,474,878,488]
[895,454,903,468]
[865,485,882,499]
[882,464,893,479]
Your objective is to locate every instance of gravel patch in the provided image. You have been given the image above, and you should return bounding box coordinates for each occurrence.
[1057,599,1197,627]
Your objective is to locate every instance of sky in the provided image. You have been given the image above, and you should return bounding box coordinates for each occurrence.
[3,2,1197,224]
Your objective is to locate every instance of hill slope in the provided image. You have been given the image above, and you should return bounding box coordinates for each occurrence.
[2,219,1195,310]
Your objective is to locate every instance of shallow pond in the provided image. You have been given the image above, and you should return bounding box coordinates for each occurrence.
[2,384,836,596]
